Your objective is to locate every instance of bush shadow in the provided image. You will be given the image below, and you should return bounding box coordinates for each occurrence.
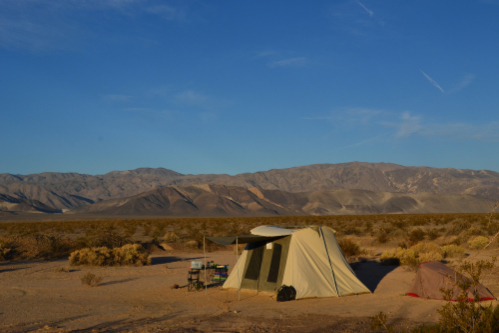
[99,278,139,287]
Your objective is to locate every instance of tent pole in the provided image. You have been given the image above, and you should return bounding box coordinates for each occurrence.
[204,236,207,295]
[320,227,340,297]
[237,236,241,301]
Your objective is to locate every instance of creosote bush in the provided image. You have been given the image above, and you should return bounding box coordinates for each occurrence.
[380,242,443,270]
[69,244,150,267]
[163,232,179,243]
[0,234,75,260]
[377,228,390,244]
[441,244,465,258]
[426,228,441,241]
[468,236,489,250]
[81,272,103,287]
[406,228,426,246]
[338,238,363,257]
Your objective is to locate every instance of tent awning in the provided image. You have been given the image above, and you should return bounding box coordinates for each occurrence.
[206,235,285,246]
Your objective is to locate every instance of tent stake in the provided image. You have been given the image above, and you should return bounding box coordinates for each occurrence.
[237,236,240,301]
[320,227,340,297]
[204,236,207,295]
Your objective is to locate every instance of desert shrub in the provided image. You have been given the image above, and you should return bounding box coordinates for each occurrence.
[441,244,465,258]
[411,242,442,256]
[5,234,76,260]
[381,243,444,270]
[390,229,406,239]
[69,244,150,267]
[0,237,13,261]
[397,242,408,249]
[338,238,362,257]
[377,228,390,244]
[484,221,499,236]
[448,219,472,235]
[112,244,151,266]
[364,221,373,234]
[380,248,416,266]
[468,236,489,250]
[417,251,443,264]
[426,228,441,241]
[54,266,70,273]
[390,220,408,230]
[342,226,361,235]
[80,225,132,249]
[185,240,198,249]
[70,247,113,266]
[406,228,426,246]
[163,232,179,243]
[81,272,103,287]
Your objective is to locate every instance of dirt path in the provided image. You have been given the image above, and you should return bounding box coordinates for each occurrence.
[1,250,498,332]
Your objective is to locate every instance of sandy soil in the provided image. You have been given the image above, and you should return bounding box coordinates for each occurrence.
[1,250,498,333]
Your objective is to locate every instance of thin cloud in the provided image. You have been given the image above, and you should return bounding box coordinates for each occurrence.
[0,0,185,52]
[269,57,307,68]
[448,74,475,93]
[395,112,422,137]
[176,90,209,107]
[144,5,185,20]
[421,71,445,93]
[304,107,385,125]
[385,112,499,142]
[356,1,374,17]
[331,132,392,152]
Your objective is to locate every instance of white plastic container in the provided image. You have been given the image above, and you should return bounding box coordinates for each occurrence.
[191,261,202,269]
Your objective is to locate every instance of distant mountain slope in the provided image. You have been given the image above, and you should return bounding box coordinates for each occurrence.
[68,184,496,216]
[0,183,93,210]
[0,193,61,214]
[0,168,184,206]
[1,162,499,212]
[177,162,499,198]
[69,184,289,216]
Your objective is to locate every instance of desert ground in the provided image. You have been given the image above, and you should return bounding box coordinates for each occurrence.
[1,247,498,333]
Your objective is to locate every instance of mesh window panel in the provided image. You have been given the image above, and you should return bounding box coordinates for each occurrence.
[267,243,282,283]
[244,245,264,280]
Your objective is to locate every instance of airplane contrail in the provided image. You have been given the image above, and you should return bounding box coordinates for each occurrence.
[421,71,445,93]
[356,1,374,17]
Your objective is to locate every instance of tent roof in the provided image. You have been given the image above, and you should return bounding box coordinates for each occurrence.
[206,235,285,246]
[250,225,325,237]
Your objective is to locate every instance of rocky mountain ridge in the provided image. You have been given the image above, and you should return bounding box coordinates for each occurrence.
[1,162,498,215]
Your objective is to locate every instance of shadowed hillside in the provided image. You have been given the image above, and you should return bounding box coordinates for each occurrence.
[67,184,497,217]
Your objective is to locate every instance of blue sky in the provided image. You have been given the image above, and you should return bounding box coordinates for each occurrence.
[1,0,499,176]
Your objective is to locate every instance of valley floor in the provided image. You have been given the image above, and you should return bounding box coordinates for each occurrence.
[1,250,498,333]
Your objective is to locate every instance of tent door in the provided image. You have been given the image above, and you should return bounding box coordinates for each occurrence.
[240,236,290,293]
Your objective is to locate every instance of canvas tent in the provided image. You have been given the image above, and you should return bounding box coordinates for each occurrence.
[206,225,371,299]
[406,261,495,301]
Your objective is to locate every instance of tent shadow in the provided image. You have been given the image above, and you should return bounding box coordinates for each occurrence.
[150,256,204,265]
[351,260,398,293]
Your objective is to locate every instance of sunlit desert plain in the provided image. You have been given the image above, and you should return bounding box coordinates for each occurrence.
[1,214,498,332]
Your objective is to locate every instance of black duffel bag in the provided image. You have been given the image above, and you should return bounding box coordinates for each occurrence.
[276,285,296,302]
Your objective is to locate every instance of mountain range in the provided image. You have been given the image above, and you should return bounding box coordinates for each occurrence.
[1,162,498,217]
